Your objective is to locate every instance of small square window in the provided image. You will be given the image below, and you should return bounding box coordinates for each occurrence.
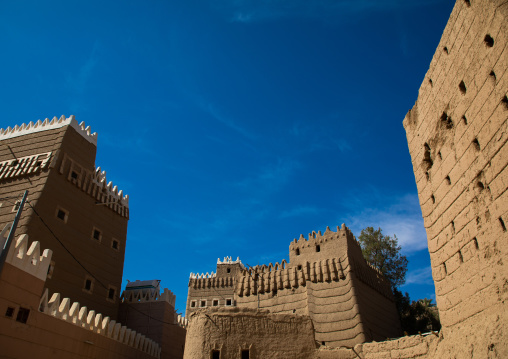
[211,350,220,359]
[55,207,68,223]
[92,228,102,241]
[213,299,219,306]
[111,239,119,250]
[297,265,302,271]
[83,276,94,293]
[226,299,232,306]
[316,245,321,252]
[226,268,231,273]
[16,307,30,324]
[241,349,250,359]
[200,300,206,307]
[191,301,196,308]
[5,307,15,318]
[71,171,78,180]
[107,287,116,302]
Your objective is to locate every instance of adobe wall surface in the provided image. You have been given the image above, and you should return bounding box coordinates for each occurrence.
[403,0,508,357]
[183,308,316,359]
[118,295,187,359]
[0,117,129,319]
[0,258,157,359]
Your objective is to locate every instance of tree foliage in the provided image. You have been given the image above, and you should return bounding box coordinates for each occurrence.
[358,227,408,288]
[358,226,441,334]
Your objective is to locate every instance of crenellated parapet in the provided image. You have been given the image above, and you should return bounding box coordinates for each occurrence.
[237,256,348,297]
[39,289,161,358]
[59,155,129,218]
[217,256,244,266]
[289,223,358,251]
[122,287,176,308]
[0,115,97,145]
[177,314,188,328]
[188,272,235,289]
[3,232,53,281]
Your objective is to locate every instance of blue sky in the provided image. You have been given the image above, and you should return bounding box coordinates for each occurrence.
[0,0,454,315]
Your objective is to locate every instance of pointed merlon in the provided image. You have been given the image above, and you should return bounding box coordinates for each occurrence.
[0,115,97,145]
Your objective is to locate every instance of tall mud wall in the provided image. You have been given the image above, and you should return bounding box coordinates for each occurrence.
[403,0,508,357]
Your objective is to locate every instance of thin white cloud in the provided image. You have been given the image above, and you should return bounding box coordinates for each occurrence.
[403,266,433,286]
[235,157,302,192]
[199,101,257,141]
[341,192,428,254]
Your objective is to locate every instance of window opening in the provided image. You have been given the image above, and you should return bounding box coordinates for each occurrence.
[499,218,507,232]
[431,195,435,204]
[200,300,206,307]
[464,0,471,7]
[227,268,231,273]
[213,299,219,306]
[84,278,93,292]
[423,143,433,170]
[92,229,101,241]
[5,307,14,318]
[112,239,119,250]
[191,301,196,308]
[316,245,321,252]
[443,46,449,54]
[445,176,451,185]
[241,349,250,359]
[295,248,300,256]
[502,95,508,110]
[473,237,479,249]
[56,209,67,221]
[297,265,302,270]
[476,181,485,191]
[472,138,480,151]
[16,307,30,324]
[211,350,220,359]
[484,34,494,47]
[71,171,78,180]
[226,299,232,306]
[459,81,467,94]
[108,288,116,300]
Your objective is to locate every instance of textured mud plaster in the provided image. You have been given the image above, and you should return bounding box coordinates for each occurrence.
[403,0,508,357]
[183,307,316,359]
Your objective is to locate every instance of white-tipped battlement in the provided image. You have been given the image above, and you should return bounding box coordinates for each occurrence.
[189,271,216,279]
[177,314,188,328]
[122,287,176,308]
[217,256,242,265]
[0,115,98,145]
[92,166,129,206]
[39,289,161,358]
[3,232,53,281]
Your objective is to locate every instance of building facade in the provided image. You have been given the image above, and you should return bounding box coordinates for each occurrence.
[186,224,402,349]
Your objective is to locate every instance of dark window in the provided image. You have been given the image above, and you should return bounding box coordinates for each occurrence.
[211,350,220,359]
[93,229,101,240]
[16,307,30,324]
[112,239,119,250]
[316,245,321,252]
[226,299,232,306]
[57,209,66,221]
[85,279,92,291]
[5,307,15,318]
[191,301,196,308]
[213,300,219,306]
[108,288,115,300]
[295,248,300,256]
[484,34,494,47]
[71,171,78,179]
[227,268,231,273]
[201,300,206,307]
[459,81,467,94]
[241,350,250,359]
[297,265,302,270]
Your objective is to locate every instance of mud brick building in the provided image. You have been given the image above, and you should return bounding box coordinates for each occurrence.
[186,224,402,351]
